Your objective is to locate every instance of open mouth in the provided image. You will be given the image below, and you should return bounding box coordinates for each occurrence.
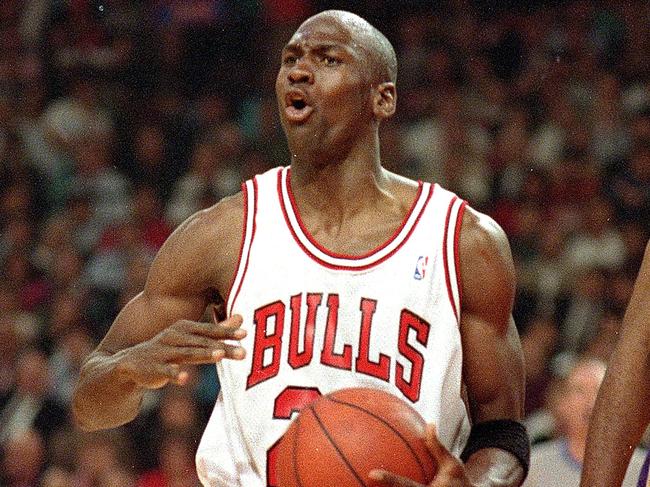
[284,91,313,123]
[291,99,307,110]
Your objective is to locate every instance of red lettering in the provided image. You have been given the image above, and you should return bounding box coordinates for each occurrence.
[320,294,352,370]
[355,298,390,381]
[396,309,430,402]
[246,301,285,389]
[288,293,322,369]
[267,387,322,487]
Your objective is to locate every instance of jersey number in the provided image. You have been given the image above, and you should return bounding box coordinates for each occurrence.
[266,386,322,487]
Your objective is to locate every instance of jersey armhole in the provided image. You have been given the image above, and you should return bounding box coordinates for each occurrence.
[226,178,258,316]
[443,197,467,325]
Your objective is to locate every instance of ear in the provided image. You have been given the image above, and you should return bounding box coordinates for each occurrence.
[372,82,397,120]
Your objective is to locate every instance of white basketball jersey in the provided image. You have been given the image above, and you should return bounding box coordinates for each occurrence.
[196,166,470,487]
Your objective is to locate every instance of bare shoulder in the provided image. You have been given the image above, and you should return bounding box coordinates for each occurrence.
[459,206,514,267]
[145,192,245,298]
[459,206,516,330]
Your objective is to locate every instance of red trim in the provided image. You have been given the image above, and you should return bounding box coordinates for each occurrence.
[225,182,248,311]
[228,177,258,316]
[278,168,434,271]
[286,168,423,259]
[454,201,468,318]
[442,196,459,322]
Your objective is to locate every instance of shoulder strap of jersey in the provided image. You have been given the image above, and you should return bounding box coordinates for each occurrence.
[227,177,258,316]
[442,195,467,324]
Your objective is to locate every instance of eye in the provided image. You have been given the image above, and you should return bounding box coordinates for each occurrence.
[283,55,297,65]
[322,56,341,66]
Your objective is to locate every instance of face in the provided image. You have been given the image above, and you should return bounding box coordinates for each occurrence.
[555,361,605,438]
[275,15,376,156]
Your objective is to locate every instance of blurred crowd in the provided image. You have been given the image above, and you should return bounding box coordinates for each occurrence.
[1,0,649,486]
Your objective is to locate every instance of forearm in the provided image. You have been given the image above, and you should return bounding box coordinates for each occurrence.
[465,449,525,487]
[582,243,650,487]
[72,350,145,431]
[580,344,650,486]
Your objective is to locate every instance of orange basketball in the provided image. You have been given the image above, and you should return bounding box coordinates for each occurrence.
[275,387,436,487]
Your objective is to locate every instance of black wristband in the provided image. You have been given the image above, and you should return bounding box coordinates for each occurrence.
[460,419,530,477]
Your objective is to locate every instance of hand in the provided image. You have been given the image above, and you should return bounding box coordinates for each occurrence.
[115,310,246,389]
[369,425,472,487]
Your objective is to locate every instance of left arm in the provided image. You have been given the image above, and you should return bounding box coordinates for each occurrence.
[458,207,526,486]
[371,207,527,487]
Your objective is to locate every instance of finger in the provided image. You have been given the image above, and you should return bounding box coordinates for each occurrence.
[368,470,424,487]
[163,332,239,350]
[425,425,467,485]
[166,344,246,364]
[177,318,247,340]
[221,314,243,328]
[426,424,466,487]
[171,369,190,386]
[425,425,453,462]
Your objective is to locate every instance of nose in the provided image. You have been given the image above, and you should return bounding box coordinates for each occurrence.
[288,65,313,85]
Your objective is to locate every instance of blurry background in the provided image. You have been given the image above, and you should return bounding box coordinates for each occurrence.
[0,0,649,486]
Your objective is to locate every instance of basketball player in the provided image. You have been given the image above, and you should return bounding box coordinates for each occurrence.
[580,242,650,487]
[73,11,529,487]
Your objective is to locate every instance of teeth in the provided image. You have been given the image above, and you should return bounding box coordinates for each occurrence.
[287,92,307,108]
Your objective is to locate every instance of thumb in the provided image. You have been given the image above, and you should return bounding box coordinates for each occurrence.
[425,425,467,485]
[425,425,450,461]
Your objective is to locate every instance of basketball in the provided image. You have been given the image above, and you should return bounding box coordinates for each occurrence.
[275,387,436,487]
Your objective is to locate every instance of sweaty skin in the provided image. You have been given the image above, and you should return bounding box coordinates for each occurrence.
[73,10,526,487]
[580,243,650,487]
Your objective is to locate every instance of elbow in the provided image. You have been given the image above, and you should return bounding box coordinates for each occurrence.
[71,391,133,432]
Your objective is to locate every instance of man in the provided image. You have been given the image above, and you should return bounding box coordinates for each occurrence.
[580,243,650,487]
[525,358,646,486]
[73,11,529,487]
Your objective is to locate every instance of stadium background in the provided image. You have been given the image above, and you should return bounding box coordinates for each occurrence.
[1,0,649,485]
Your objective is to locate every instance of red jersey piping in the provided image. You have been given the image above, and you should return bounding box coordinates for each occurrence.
[228,177,258,316]
[277,167,434,271]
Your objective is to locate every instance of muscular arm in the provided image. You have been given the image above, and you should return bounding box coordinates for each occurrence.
[580,243,650,487]
[459,207,526,487]
[72,195,244,431]
[370,207,526,487]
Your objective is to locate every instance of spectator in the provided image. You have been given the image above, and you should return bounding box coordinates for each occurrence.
[72,430,136,487]
[524,357,646,486]
[136,431,200,487]
[0,348,68,444]
[166,128,242,225]
[0,428,46,487]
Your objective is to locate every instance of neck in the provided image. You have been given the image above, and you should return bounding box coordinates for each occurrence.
[288,131,389,216]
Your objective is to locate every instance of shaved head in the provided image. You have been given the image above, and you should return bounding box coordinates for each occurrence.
[298,10,397,84]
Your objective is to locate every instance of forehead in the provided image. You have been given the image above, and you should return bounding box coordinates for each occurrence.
[286,15,365,52]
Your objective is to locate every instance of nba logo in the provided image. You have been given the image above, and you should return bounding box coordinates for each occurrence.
[414,256,428,280]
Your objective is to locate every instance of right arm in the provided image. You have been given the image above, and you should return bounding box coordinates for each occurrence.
[72,195,245,431]
[580,243,650,487]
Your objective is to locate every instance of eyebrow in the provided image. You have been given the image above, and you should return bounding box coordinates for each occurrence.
[282,42,350,55]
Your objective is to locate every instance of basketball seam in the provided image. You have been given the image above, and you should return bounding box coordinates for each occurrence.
[309,404,368,487]
[327,396,428,480]
[292,412,306,487]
